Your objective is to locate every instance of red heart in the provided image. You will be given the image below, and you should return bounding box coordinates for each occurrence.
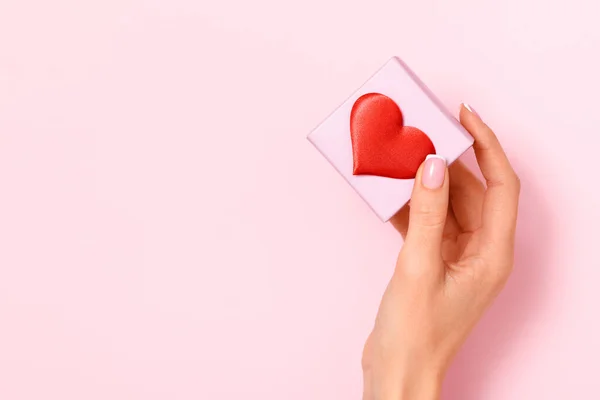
[350,93,435,179]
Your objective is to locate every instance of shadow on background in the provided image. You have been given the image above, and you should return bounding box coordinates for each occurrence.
[441,152,554,400]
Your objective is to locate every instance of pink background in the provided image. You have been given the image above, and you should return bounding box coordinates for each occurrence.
[0,0,597,399]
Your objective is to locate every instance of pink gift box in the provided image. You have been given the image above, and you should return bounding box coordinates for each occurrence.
[308,57,474,222]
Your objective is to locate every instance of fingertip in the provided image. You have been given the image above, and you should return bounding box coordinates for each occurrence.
[462,103,479,118]
[421,155,447,190]
[459,103,481,126]
[459,103,498,147]
[459,103,469,120]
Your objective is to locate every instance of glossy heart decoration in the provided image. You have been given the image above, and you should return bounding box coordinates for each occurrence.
[350,93,435,179]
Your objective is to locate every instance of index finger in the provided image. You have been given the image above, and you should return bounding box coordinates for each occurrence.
[459,104,520,252]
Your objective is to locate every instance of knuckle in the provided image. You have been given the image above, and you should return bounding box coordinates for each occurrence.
[497,262,514,282]
[513,173,521,193]
[473,125,498,150]
[467,255,515,296]
[483,125,498,142]
[485,261,514,289]
[487,171,521,193]
[412,203,446,228]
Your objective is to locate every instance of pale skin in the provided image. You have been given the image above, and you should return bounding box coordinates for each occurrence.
[362,104,521,400]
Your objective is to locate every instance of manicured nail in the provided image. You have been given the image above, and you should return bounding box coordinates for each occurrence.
[463,103,479,118]
[422,155,446,189]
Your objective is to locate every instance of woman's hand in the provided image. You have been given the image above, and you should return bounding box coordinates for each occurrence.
[362,104,521,400]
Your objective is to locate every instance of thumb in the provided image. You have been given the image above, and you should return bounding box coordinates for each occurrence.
[404,155,449,260]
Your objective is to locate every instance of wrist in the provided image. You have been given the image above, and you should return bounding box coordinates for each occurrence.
[363,362,443,400]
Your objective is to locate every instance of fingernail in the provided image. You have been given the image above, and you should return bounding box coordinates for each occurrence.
[463,103,479,118]
[422,155,446,189]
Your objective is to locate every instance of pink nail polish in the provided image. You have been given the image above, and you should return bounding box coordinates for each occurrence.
[422,155,446,189]
[463,103,480,118]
